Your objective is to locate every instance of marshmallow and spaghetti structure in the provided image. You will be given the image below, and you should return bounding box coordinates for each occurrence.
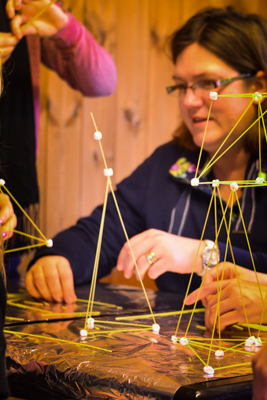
[80,113,159,337]
[171,90,267,376]
[0,179,53,252]
[83,92,267,376]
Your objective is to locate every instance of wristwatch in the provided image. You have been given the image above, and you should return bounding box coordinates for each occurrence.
[197,240,220,277]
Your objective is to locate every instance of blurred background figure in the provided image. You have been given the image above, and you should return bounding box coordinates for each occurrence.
[0,0,117,278]
[0,60,19,400]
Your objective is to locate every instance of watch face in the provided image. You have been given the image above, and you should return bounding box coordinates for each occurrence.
[203,247,219,267]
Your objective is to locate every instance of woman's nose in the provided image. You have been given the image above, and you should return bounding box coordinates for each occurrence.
[181,88,204,108]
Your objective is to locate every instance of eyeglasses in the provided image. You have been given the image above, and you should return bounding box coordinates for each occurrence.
[166,73,254,97]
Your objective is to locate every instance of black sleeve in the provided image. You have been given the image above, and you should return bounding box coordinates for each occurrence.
[219,241,267,273]
[0,272,9,399]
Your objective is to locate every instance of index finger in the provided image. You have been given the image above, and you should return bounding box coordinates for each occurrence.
[6,0,22,19]
[0,32,18,47]
[185,280,228,305]
[57,261,77,304]
[10,14,26,39]
[0,194,14,225]
[116,231,149,271]
[202,263,226,285]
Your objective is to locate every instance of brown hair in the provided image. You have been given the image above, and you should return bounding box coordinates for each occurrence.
[169,7,267,154]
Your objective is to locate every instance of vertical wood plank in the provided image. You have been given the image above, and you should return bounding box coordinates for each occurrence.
[41,72,83,238]
[114,0,150,183]
[80,0,117,216]
[146,0,184,154]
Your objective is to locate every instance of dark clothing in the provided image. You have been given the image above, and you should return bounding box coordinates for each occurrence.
[0,5,37,208]
[0,271,8,399]
[30,141,267,296]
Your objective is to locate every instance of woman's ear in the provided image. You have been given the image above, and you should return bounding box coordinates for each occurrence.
[251,71,267,104]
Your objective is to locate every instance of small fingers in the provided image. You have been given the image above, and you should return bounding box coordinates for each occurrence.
[2,213,17,240]
[6,0,22,19]
[57,261,76,303]
[26,262,55,302]
[205,299,242,331]
[147,258,165,280]
[43,263,66,303]
[116,242,136,278]
[0,48,15,64]
[216,309,245,331]
[116,234,150,278]
[185,288,201,305]
[25,269,41,299]
[0,194,16,240]
[25,256,75,304]
[25,265,50,301]
[0,33,18,64]
[116,241,132,273]
[201,296,208,308]
[117,247,156,281]
[131,254,150,281]
[185,281,222,305]
[10,14,27,39]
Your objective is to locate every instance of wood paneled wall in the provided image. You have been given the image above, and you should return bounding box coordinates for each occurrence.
[37,0,267,287]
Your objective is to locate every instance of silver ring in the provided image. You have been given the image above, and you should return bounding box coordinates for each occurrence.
[145,251,157,265]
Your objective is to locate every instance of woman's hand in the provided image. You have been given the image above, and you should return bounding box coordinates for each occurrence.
[6,0,23,19]
[252,342,267,400]
[0,32,18,64]
[185,262,267,331]
[25,256,77,304]
[201,262,267,286]
[186,262,267,307]
[116,229,205,280]
[0,193,17,241]
[203,279,267,330]
[8,0,69,40]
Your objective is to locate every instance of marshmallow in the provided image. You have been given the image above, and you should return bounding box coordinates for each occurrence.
[191,178,199,187]
[230,182,239,192]
[215,350,224,357]
[179,337,189,346]
[204,365,214,376]
[212,179,220,187]
[152,323,160,333]
[104,168,113,176]
[94,131,102,140]
[209,92,218,100]
[87,318,95,329]
[252,92,262,102]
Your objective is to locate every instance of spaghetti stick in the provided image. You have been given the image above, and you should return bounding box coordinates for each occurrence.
[21,0,58,32]
[4,330,111,353]
[90,113,157,326]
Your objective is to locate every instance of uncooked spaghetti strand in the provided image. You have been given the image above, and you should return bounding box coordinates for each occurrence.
[178,189,216,337]
[21,0,58,32]
[194,100,213,177]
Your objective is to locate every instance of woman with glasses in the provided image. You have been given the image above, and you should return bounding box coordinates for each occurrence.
[25,7,267,306]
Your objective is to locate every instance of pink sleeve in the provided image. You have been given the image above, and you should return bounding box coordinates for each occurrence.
[40,13,117,97]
